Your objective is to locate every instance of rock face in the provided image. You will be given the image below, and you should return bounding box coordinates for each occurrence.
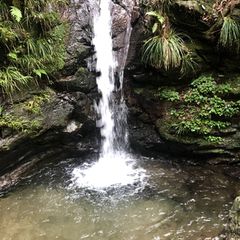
[125,1,240,164]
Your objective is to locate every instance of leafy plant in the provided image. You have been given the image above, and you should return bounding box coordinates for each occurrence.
[205,1,240,54]
[155,88,180,101]
[0,67,32,96]
[0,1,68,97]
[142,30,183,69]
[141,11,196,75]
[219,16,240,52]
[167,74,240,143]
[10,6,22,22]
[204,136,223,144]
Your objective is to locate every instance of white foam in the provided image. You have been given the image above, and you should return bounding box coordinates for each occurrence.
[71,152,146,190]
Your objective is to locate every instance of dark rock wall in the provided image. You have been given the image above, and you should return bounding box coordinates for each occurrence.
[125,1,240,164]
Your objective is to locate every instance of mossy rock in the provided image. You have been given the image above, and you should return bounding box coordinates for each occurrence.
[175,0,215,14]
[0,88,74,150]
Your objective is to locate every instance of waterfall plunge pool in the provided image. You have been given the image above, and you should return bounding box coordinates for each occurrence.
[0,154,238,240]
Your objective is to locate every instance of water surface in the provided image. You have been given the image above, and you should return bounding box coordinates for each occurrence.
[0,155,238,240]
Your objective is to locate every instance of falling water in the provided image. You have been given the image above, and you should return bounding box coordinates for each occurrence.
[71,0,146,190]
[93,0,117,155]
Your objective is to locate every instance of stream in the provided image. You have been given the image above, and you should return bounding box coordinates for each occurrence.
[0,154,238,240]
[0,1,239,239]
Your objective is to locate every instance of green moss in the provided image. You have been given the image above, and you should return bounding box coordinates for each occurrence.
[24,91,51,114]
[0,88,56,133]
[0,114,40,133]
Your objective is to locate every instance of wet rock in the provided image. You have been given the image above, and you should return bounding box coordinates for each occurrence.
[125,72,240,163]
[112,0,139,71]
[0,88,98,182]
[56,67,97,93]
[226,196,240,239]
[0,0,140,188]
[62,0,94,76]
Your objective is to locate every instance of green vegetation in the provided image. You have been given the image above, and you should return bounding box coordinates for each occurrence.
[0,89,53,134]
[0,0,67,97]
[142,29,185,70]
[141,11,196,75]
[164,75,240,143]
[24,91,51,114]
[0,114,40,133]
[219,16,240,52]
[155,88,180,101]
[208,0,240,53]
[141,0,240,73]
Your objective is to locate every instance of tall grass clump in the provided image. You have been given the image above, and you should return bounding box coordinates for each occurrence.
[219,16,240,53]
[141,11,196,75]
[142,30,185,70]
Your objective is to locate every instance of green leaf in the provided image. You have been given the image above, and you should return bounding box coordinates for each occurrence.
[152,23,158,33]
[8,52,18,60]
[146,11,165,24]
[0,105,3,115]
[33,69,47,78]
[10,6,22,22]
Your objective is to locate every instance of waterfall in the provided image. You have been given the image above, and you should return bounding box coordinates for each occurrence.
[70,0,146,191]
[93,0,118,155]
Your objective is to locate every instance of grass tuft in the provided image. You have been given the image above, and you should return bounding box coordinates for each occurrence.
[219,17,240,52]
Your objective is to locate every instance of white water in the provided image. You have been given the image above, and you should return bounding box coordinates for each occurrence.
[71,0,146,190]
[93,0,115,155]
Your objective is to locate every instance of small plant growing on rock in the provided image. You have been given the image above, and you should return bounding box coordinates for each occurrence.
[206,0,240,53]
[165,74,240,143]
[155,88,180,101]
[219,16,240,52]
[141,10,197,75]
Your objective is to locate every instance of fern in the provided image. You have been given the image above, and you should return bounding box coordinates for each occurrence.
[10,6,22,22]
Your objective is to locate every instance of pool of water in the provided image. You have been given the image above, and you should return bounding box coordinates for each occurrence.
[0,155,239,240]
